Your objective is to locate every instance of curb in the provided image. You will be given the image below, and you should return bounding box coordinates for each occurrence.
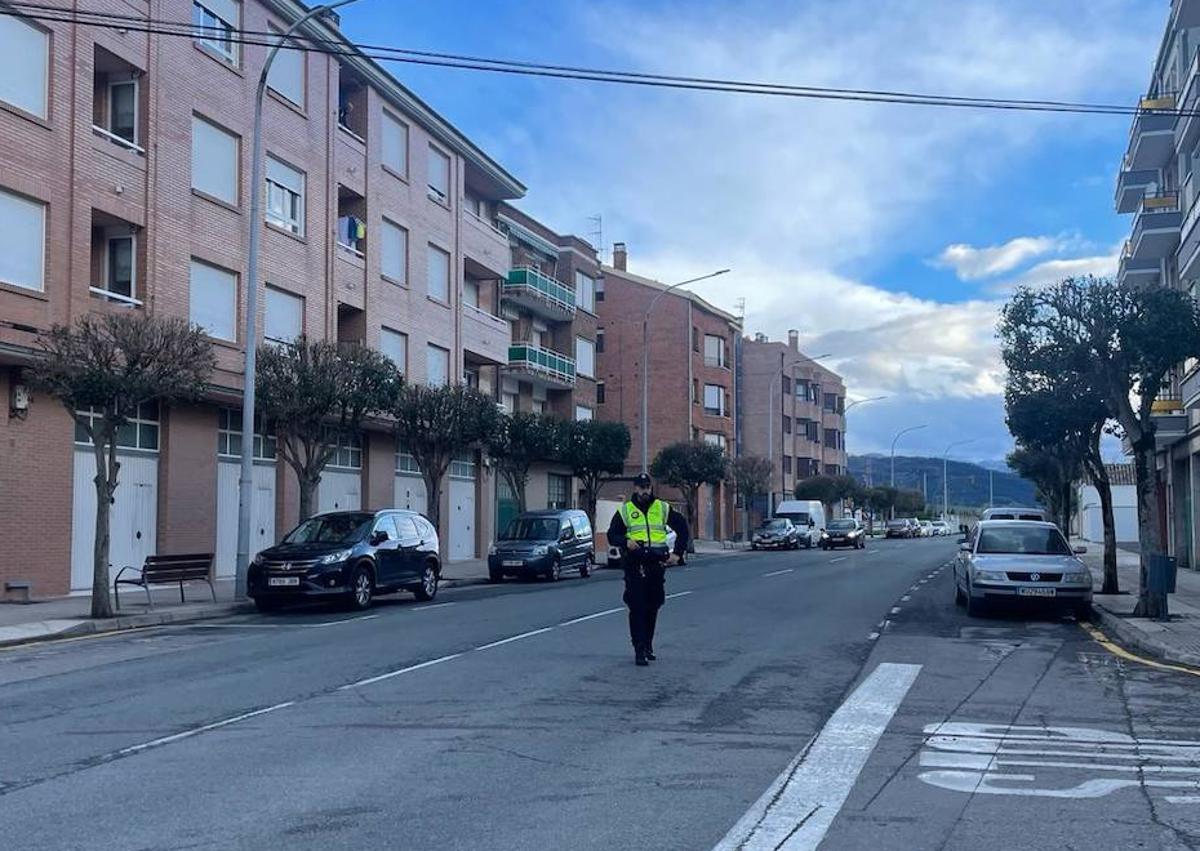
[1089,601,1200,669]
[0,602,256,650]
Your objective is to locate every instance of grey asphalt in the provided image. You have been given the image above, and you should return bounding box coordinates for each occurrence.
[2,538,1197,849]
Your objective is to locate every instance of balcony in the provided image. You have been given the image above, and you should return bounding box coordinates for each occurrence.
[1118,239,1162,286]
[1124,95,1177,171]
[502,267,576,322]
[506,343,576,390]
[461,304,511,366]
[1129,190,1182,260]
[462,209,511,279]
[1115,169,1159,214]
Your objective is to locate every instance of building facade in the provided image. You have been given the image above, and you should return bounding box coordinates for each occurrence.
[593,244,740,540]
[0,0,529,596]
[740,331,848,511]
[1114,0,1200,570]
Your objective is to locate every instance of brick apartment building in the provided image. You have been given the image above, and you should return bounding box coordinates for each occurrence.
[0,0,540,596]
[740,331,848,511]
[594,244,740,540]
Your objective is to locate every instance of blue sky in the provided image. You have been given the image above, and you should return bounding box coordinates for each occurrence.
[341,0,1164,462]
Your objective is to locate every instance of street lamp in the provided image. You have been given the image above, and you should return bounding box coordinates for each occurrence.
[942,438,976,521]
[890,424,928,488]
[639,268,731,470]
[235,0,360,600]
[844,395,887,414]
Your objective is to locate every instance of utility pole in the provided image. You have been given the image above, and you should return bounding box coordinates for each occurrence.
[989,469,994,508]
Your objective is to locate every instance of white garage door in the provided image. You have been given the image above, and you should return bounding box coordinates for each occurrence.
[394,474,428,515]
[448,453,477,561]
[319,469,361,514]
[71,448,158,592]
[214,461,277,578]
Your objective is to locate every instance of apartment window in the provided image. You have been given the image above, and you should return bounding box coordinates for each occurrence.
[596,381,606,405]
[704,334,726,368]
[576,336,595,378]
[426,343,449,387]
[450,451,476,479]
[725,392,732,418]
[463,278,480,309]
[547,473,571,510]
[783,455,793,475]
[531,398,546,414]
[812,384,822,405]
[692,326,700,352]
[693,378,700,404]
[381,219,407,283]
[808,420,821,442]
[104,234,135,300]
[264,286,303,345]
[191,116,239,205]
[381,110,408,177]
[596,328,605,353]
[217,407,276,459]
[704,432,727,451]
[825,428,841,449]
[75,402,159,449]
[824,393,838,413]
[427,244,450,302]
[575,405,593,421]
[380,328,407,374]
[783,415,792,435]
[0,188,45,292]
[326,431,363,469]
[596,278,605,301]
[703,384,723,416]
[189,259,236,341]
[0,14,48,118]
[106,80,138,146]
[576,270,595,312]
[266,26,304,107]
[782,375,792,396]
[501,390,518,413]
[396,442,420,474]
[265,156,304,235]
[192,1,239,65]
[796,379,809,400]
[427,145,450,203]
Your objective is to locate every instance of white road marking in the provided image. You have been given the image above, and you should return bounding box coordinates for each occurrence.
[116,701,295,756]
[901,595,912,602]
[763,569,794,578]
[867,550,882,556]
[1166,796,1200,804]
[560,607,624,626]
[475,627,554,651]
[412,602,455,612]
[338,653,462,690]
[666,590,694,600]
[890,606,902,615]
[829,557,847,564]
[713,662,921,851]
[867,632,880,641]
[184,614,379,629]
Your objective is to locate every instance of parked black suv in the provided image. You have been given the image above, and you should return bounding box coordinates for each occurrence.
[487,509,594,582]
[821,518,866,549]
[248,510,440,612]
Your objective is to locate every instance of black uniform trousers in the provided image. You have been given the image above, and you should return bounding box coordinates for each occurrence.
[622,547,667,652]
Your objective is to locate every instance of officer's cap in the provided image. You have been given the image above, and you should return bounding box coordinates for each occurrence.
[633,472,652,488]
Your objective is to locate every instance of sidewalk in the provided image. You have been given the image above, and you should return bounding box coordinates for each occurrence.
[1079,542,1200,668]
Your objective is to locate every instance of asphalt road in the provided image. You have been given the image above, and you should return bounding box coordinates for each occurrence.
[2,538,1198,850]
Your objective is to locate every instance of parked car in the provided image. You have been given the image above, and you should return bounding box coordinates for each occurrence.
[821,518,866,549]
[981,507,1048,522]
[248,510,440,612]
[931,520,951,536]
[488,509,594,582]
[774,500,826,548]
[918,520,935,537]
[885,518,916,538]
[953,520,1092,618]
[751,518,801,550]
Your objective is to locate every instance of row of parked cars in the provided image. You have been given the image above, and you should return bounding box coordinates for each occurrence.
[884,518,954,538]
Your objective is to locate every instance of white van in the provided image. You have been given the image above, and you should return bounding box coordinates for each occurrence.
[774,500,827,548]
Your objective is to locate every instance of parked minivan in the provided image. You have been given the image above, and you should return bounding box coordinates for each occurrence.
[774,500,826,548]
[487,509,595,582]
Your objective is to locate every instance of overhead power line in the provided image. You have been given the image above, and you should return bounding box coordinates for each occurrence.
[2,1,1190,118]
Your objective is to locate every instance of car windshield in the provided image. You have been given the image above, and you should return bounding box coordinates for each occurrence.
[759,520,790,531]
[887,520,908,528]
[502,518,560,541]
[976,526,1072,556]
[828,520,856,530]
[283,513,374,545]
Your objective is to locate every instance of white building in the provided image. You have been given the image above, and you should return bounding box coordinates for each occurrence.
[1076,465,1140,544]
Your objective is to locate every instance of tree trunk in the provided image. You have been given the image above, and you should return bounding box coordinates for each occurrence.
[581,480,599,525]
[1093,463,1120,595]
[423,469,443,547]
[89,435,117,619]
[1132,444,1167,618]
[297,471,319,522]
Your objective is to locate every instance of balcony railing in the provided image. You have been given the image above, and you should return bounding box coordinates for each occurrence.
[92,124,145,156]
[508,343,576,385]
[504,266,576,316]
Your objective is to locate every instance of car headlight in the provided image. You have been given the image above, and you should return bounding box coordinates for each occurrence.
[251,552,264,567]
[316,549,353,566]
[1064,571,1092,585]
[820,531,829,539]
[531,545,550,556]
[487,543,497,556]
[973,569,1006,583]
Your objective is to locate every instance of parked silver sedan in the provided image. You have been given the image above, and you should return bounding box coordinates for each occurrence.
[953,520,1092,618]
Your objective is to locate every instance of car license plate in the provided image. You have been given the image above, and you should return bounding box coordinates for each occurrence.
[1018,587,1056,598]
[503,560,524,567]
[268,576,300,587]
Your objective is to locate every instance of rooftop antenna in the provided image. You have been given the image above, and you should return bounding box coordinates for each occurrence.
[734,297,746,321]
[586,214,603,262]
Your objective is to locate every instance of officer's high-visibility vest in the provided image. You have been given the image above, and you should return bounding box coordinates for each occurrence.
[620,499,670,545]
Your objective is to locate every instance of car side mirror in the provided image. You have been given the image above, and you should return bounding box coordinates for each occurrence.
[560,530,574,543]
[1073,545,1088,555]
[959,542,971,552]
[370,530,389,545]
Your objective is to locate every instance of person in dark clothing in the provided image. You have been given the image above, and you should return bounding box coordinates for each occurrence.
[606,472,690,666]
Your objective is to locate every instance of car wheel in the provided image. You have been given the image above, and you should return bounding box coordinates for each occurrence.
[580,554,593,579]
[414,561,439,601]
[488,570,503,584]
[751,544,758,551]
[954,576,966,606]
[349,564,374,611]
[1073,602,1091,621]
[548,558,562,582]
[965,585,984,617]
[254,597,280,613]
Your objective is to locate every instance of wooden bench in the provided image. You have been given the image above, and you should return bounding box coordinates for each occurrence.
[114,553,215,611]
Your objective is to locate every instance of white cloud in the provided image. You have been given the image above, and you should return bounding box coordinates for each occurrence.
[934,236,1064,280]
[990,249,1121,292]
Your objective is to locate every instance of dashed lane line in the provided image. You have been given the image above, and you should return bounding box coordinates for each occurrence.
[829,557,848,564]
[338,653,463,690]
[116,701,296,756]
[762,569,795,578]
[559,607,624,626]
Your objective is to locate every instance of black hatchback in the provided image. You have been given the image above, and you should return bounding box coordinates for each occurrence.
[247,510,441,612]
[487,509,595,582]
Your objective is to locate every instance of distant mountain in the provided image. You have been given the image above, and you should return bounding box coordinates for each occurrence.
[973,458,1014,473]
[847,454,1037,510]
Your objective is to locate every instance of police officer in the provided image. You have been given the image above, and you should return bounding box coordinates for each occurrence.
[607,472,690,666]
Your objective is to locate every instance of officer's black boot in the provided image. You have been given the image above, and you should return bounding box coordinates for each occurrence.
[635,648,648,666]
